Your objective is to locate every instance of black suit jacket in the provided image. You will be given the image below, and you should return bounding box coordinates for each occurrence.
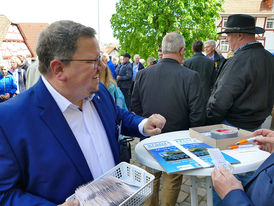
[184,52,215,100]
[131,58,205,133]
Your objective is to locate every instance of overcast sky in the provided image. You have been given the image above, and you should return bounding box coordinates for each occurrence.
[0,0,119,45]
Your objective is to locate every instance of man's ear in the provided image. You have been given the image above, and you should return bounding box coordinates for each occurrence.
[179,48,185,56]
[49,60,67,81]
[238,33,245,41]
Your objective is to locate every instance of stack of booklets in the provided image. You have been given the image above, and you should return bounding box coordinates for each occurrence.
[74,176,139,206]
[144,137,239,174]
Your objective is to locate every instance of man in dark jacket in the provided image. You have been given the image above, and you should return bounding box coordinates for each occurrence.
[205,40,226,78]
[130,54,144,102]
[116,53,133,108]
[207,14,274,131]
[132,32,205,206]
[184,40,215,101]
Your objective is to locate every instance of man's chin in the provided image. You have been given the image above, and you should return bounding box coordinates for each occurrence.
[89,86,99,95]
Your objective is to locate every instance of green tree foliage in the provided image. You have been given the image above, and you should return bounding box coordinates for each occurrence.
[111,0,223,60]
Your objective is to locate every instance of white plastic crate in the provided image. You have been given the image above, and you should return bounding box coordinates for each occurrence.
[67,162,155,206]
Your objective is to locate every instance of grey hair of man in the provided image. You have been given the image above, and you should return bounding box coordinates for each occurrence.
[161,32,185,54]
[36,20,96,75]
[205,40,216,47]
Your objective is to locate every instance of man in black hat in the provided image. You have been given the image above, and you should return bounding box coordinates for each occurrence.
[207,14,274,131]
[116,53,133,108]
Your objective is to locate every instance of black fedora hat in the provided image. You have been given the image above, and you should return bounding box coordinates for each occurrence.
[218,14,265,34]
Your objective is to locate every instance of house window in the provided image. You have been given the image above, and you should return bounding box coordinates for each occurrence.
[220,40,229,52]
[266,18,274,29]
[223,18,228,27]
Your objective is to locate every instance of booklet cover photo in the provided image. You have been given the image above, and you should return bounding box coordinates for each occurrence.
[144,138,240,174]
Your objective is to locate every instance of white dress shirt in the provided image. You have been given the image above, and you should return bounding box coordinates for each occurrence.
[42,76,115,178]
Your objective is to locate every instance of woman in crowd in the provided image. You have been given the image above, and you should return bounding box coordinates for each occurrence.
[146,57,156,68]
[99,64,130,162]
[99,65,128,110]
[0,62,17,102]
[10,56,26,94]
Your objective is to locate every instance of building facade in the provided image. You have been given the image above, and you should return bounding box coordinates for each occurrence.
[0,15,48,61]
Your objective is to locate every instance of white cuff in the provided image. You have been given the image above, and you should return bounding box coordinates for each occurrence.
[138,118,148,136]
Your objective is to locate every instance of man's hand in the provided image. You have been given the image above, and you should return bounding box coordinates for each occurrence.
[211,166,243,200]
[253,129,274,154]
[143,114,166,136]
[58,199,79,206]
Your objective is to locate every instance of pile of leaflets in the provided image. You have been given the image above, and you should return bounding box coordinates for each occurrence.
[75,176,138,206]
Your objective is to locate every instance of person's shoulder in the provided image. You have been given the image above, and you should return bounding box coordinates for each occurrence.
[180,64,199,76]
[0,87,35,114]
[184,56,193,64]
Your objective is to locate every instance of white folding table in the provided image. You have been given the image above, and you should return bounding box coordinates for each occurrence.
[134,130,270,206]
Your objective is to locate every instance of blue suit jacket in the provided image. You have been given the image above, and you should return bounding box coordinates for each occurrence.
[0,78,144,205]
[222,153,274,206]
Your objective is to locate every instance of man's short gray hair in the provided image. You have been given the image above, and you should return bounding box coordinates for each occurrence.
[162,32,185,54]
[205,40,216,47]
[36,20,96,75]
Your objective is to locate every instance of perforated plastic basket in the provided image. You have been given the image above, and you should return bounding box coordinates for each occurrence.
[67,162,155,206]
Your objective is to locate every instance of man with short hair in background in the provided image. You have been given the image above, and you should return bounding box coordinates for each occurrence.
[130,54,144,101]
[204,40,226,76]
[157,48,163,63]
[132,32,205,206]
[116,53,133,109]
[184,40,215,101]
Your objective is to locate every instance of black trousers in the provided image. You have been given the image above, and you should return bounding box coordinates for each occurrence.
[120,87,131,110]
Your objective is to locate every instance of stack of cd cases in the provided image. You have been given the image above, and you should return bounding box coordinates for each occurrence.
[66,162,155,206]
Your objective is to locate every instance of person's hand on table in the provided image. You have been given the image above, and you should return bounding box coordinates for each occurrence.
[59,199,79,206]
[143,114,166,136]
[211,166,243,200]
[253,129,274,154]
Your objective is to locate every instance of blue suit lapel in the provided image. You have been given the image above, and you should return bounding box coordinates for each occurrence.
[92,91,120,164]
[35,78,93,182]
[244,153,274,187]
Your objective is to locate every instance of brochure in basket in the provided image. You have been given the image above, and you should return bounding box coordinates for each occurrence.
[75,176,138,206]
[144,138,240,174]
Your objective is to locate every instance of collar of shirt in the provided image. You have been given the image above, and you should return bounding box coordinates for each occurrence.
[41,76,95,112]
[234,41,258,55]
[210,53,215,60]
[133,63,139,72]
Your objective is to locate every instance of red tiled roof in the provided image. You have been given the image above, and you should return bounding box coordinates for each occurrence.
[101,44,120,54]
[17,23,48,57]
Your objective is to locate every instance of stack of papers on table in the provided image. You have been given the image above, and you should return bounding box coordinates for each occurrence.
[144,138,240,174]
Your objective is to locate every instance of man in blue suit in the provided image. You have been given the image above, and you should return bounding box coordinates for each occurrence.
[212,129,274,206]
[0,20,166,206]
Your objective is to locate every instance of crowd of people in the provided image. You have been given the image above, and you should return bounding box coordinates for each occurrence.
[0,13,273,206]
